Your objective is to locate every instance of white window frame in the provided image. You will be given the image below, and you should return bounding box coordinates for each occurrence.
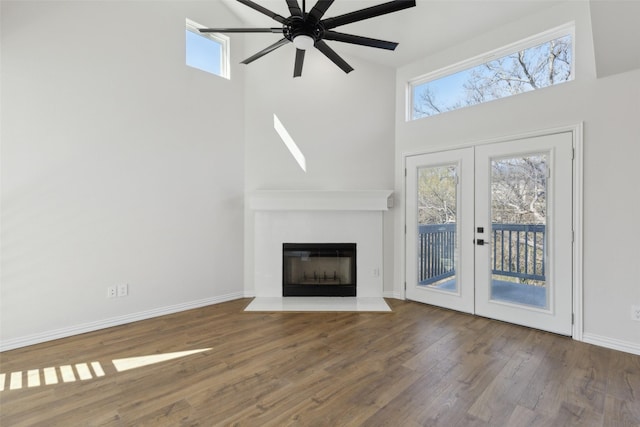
[407,22,575,121]
[186,18,230,79]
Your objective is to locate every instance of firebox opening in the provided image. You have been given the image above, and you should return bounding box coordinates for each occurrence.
[283,243,356,297]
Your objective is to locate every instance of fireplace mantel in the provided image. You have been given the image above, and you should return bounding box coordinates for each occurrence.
[248,190,393,211]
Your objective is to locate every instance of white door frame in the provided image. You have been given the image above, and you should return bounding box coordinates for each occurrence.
[401,123,584,340]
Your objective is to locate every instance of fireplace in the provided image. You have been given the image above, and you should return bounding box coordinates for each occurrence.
[250,191,392,298]
[282,243,356,296]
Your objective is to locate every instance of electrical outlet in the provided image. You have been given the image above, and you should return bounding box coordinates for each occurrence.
[107,286,117,298]
[632,305,640,322]
[117,284,128,297]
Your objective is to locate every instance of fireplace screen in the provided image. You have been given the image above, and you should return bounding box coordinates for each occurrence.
[282,243,356,296]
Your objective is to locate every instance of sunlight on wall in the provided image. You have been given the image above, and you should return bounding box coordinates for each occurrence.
[273,114,307,172]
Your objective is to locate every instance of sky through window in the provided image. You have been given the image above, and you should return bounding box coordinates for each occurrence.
[186,29,222,76]
[412,33,573,120]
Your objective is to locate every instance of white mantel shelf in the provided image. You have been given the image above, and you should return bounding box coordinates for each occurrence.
[248,190,394,211]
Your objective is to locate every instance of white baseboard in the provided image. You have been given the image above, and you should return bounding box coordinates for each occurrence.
[582,333,640,356]
[0,292,244,352]
[7,293,636,357]
[383,291,405,300]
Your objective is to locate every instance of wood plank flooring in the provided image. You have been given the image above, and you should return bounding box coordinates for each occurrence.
[1,298,638,426]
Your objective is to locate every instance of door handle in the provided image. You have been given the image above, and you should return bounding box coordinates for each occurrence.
[476,239,485,246]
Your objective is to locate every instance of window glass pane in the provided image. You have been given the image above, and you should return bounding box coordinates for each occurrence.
[417,165,458,293]
[186,29,222,76]
[412,33,573,120]
[490,154,548,309]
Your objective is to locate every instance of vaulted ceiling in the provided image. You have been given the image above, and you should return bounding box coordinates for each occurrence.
[220,0,565,68]
[220,0,640,77]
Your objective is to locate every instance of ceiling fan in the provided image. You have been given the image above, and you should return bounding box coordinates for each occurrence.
[199,0,416,77]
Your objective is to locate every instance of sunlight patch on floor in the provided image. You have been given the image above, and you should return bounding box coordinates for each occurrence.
[112,348,211,372]
[43,367,59,385]
[0,348,211,392]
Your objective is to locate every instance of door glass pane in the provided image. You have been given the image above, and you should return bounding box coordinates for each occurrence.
[490,154,548,308]
[417,165,458,292]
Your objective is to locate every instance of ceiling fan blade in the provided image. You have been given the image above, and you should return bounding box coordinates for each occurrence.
[237,0,287,24]
[314,40,353,74]
[286,0,303,17]
[199,28,283,34]
[323,31,398,50]
[241,38,290,64]
[293,49,305,77]
[308,0,335,23]
[321,0,416,30]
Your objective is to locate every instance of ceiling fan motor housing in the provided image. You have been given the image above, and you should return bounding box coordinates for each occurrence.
[284,16,324,45]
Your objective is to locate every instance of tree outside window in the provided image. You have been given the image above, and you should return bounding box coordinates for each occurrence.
[412,33,573,119]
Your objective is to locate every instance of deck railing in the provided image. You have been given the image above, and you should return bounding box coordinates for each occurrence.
[492,223,545,281]
[418,224,456,285]
[418,223,546,285]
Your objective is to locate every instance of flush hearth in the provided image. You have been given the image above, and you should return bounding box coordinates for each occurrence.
[283,243,356,297]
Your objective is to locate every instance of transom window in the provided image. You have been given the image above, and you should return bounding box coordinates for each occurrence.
[409,24,574,120]
[186,18,230,79]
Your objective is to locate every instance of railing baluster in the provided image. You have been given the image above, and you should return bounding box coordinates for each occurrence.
[533,230,537,276]
[516,231,521,275]
[449,229,454,271]
[540,234,547,276]
[501,230,505,272]
[430,232,434,278]
[420,234,427,281]
[493,228,497,272]
[419,233,423,281]
[438,231,441,277]
[438,232,443,276]
[524,230,529,276]
[509,230,513,271]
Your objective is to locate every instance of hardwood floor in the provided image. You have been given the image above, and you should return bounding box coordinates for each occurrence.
[1,298,638,426]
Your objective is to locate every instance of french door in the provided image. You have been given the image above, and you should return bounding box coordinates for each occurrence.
[405,132,574,335]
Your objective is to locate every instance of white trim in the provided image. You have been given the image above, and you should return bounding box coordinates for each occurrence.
[572,123,584,341]
[401,124,584,337]
[185,18,231,79]
[0,292,244,352]
[248,190,393,211]
[399,149,410,301]
[408,22,575,87]
[402,123,581,159]
[582,333,640,356]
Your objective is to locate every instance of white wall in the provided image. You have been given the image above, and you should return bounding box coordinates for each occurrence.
[242,37,396,296]
[4,0,636,354]
[394,2,640,350]
[1,1,246,349]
